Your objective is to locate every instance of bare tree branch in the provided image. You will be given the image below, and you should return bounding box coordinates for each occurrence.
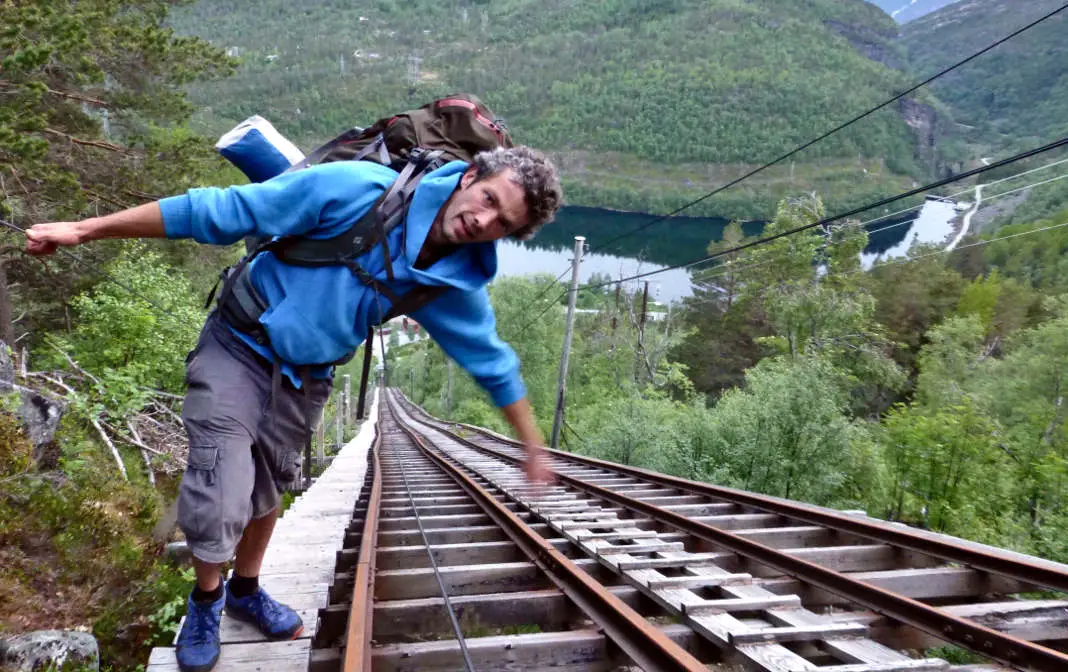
[90,417,128,481]
[42,127,128,153]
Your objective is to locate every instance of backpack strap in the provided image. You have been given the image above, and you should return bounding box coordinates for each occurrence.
[353,283,449,421]
[270,149,444,280]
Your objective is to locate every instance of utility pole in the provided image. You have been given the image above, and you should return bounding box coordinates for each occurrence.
[316,416,325,466]
[343,374,352,425]
[407,53,421,98]
[409,367,414,401]
[446,358,454,416]
[551,236,585,450]
[335,395,344,450]
[640,281,649,331]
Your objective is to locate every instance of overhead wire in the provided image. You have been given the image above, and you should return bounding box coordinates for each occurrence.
[680,167,1068,311]
[581,1,1068,258]
[570,136,1068,296]
[506,1,1068,326]
[0,216,188,325]
[684,218,1068,312]
[509,136,1066,334]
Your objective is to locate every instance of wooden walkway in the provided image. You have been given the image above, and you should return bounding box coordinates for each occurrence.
[145,391,378,672]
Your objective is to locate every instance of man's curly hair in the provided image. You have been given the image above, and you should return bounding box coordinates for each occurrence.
[471,146,563,240]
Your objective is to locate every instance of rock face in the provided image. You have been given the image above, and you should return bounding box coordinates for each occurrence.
[899,97,938,153]
[0,630,99,671]
[0,343,67,465]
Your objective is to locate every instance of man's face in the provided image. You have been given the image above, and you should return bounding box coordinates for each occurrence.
[434,168,530,245]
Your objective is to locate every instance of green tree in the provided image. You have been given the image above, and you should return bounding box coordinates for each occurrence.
[1,0,236,341]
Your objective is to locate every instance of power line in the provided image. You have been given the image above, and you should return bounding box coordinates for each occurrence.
[682,218,1068,312]
[859,154,1068,230]
[0,217,187,324]
[573,136,1068,295]
[682,168,1068,311]
[505,1,1068,326]
[582,1,1068,258]
[503,141,1068,338]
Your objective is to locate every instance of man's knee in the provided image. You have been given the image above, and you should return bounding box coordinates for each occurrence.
[177,436,256,564]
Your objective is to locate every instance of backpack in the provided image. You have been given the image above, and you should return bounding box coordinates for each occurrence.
[209,94,512,483]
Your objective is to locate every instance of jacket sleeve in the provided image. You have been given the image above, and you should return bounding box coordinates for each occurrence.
[158,162,390,245]
[410,287,527,408]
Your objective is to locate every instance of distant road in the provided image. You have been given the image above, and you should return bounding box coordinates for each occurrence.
[947,183,984,251]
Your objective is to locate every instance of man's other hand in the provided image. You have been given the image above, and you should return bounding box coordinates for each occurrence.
[524,442,555,486]
[26,222,84,256]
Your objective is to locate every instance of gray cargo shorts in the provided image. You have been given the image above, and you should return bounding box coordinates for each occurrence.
[177,317,332,564]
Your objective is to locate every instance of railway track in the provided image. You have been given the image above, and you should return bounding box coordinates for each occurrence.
[150,388,1068,671]
[358,388,1068,672]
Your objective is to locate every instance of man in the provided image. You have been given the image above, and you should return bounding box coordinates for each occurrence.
[25,145,563,672]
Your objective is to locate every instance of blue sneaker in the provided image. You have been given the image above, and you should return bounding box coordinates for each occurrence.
[175,594,223,672]
[225,584,304,640]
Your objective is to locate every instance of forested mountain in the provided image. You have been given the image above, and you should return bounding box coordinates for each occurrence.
[168,0,933,219]
[866,0,961,23]
[900,0,1068,153]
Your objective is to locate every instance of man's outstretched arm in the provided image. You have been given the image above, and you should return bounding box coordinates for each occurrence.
[500,397,554,485]
[25,202,165,256]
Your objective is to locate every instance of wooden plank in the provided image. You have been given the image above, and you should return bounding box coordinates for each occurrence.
[376,540,523,570]
[615,552,728,570]
[599,542,685,555]
[734,526,835,548]
[759,568,1025,605]
[573,529,658,542]
[375,561,548,600]
[814,662,948,672]
[372,628,609,672]
[729,622,868,644]
[682,595,801,615]
[376,524,510,546]
[561,518,650,530]
[378,512,491,531]
[146,640,310,671]
[373,589,569,640]
[646,574,753,590]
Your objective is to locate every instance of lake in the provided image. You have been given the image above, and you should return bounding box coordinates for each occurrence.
[495,201,959,302]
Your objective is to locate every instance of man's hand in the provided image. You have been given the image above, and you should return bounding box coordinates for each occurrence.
[500,398,554,488]
[26,222,86,256]
[25,202,166,256]
[524,442,555,486]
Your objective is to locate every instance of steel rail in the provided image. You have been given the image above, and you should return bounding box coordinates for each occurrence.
[342,427,382,672]
[390,420,477,671]
[394,397,1068,672]
[454,416,1068,594]
[384,391,708,672]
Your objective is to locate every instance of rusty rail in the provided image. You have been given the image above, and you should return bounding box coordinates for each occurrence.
[394,394,1068,672]
[386,392,709,672]
[341,427,382,672]
[454,413,1068,594]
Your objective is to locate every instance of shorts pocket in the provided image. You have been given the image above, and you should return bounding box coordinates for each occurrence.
[177,444,222,546]
[274,449,302,489]
[187,445,219,481]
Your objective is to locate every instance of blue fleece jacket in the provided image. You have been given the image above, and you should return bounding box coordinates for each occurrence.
[158,161,526,407]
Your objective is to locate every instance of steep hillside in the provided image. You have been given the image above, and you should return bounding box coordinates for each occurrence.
[867,0,962,23]
[900,0,1067,152]
[169,0,931,219]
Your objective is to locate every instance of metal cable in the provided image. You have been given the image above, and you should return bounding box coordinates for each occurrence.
[573,136,1068,294]
[1,216,185,323]
[508,137,1068,334]
[584,1,1068,257]
[391,396,477,671]
[507,2,1068,324]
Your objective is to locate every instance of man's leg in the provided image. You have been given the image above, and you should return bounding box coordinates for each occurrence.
[222,374,332,641]
[233,506,279,578]
[175,321,266,672]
